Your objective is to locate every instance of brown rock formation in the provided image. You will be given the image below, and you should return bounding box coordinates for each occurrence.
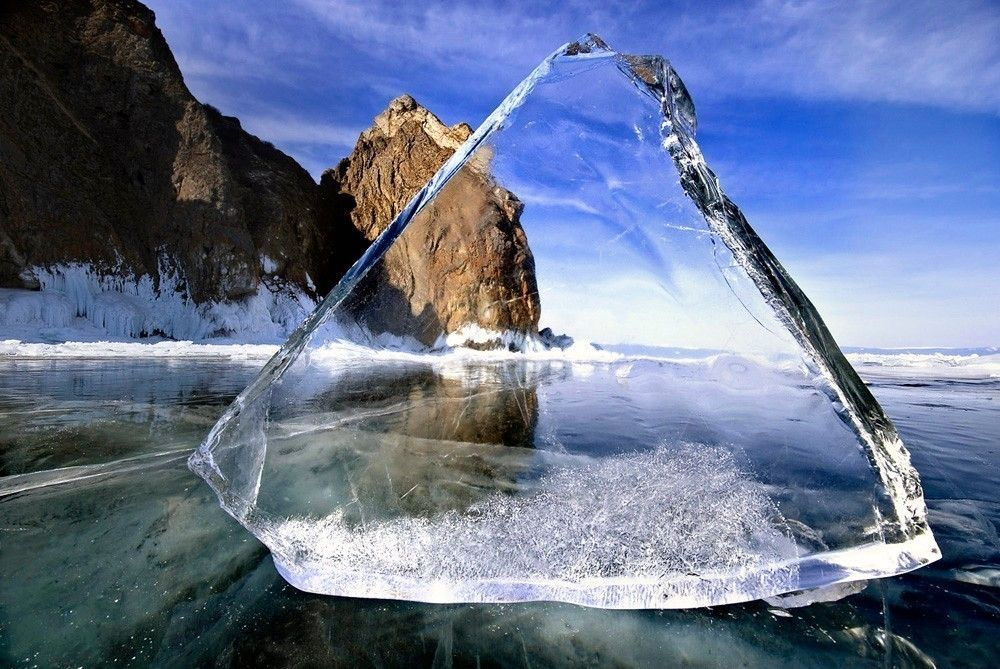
[322,95,473,242]
[325,95,541,347]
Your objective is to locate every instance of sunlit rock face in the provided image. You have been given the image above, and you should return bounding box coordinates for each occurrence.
[323,95,475,243]
[323,95,540,346]
[194,35,940,608]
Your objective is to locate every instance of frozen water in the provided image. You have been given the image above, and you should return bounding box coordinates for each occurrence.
[190,35,939,607]
[0,356,990,664]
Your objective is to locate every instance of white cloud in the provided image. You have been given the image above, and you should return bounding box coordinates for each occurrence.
[289,0,571,70]
[148,0,1000,140]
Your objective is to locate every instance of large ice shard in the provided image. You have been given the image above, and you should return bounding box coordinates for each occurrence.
[190,35,939,608]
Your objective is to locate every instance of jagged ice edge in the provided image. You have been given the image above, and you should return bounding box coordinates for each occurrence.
[629,44,933,545]
[190,33,938,577]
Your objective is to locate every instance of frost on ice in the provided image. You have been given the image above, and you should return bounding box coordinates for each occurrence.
[0,259,314,342]
[190,35,939,608]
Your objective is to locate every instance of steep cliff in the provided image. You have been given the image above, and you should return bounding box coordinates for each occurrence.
[0,0,335,308]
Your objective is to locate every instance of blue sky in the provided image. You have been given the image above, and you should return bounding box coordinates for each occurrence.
[145,0,999,347]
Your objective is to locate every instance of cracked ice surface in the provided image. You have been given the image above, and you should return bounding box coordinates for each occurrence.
[190,35,939,608]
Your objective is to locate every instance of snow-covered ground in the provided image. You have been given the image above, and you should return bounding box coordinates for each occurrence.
[3,328,996,382]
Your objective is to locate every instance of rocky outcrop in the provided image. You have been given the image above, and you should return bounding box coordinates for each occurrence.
[324,95,541,347]
[322,95,473,242]
[0,0,335,306]
[0,0,539,345]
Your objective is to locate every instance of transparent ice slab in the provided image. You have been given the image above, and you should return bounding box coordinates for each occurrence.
[190,35,939,608]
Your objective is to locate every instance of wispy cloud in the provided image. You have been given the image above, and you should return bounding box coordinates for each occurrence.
[282,0,1000,113]
[236,114,363,178]
[673,0,1000,113]
[149,0,1000,148]
[237,115,361,150]
[288,0,572,70]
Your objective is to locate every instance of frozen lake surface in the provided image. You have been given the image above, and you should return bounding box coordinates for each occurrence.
[0,354,996,666]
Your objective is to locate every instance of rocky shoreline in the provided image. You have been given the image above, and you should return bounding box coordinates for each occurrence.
[0,0,538,344]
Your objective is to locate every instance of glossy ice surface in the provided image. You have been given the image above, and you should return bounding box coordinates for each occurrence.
[189,36,938,607]
[0,357,993,666]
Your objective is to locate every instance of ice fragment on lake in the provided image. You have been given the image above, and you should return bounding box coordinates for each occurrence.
[190,34,939,608]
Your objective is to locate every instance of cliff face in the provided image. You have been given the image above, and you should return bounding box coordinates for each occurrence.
[325,96,540,347]
[0,0,329,304]
[0,0,538,344]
